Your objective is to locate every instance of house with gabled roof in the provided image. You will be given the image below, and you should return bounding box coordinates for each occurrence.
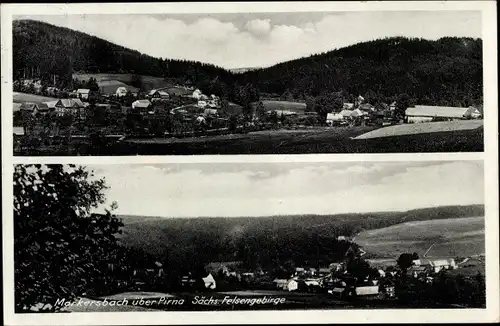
[19,102,51,115]
[149,89,170,101]
[54,99,86,118]
[405,105,481,123]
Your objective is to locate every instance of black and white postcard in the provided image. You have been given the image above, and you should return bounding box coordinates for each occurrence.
[1,1,498,325]
[4,3,491,156]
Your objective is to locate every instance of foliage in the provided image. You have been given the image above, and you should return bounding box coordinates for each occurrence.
[239,37,482,107]
[13,20,482,109]
[397,253,416,271]
[14,164,123,312]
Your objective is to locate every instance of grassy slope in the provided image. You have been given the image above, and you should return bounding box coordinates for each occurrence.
[73,73,173,92]
[258,100,307,112]
[356,216,485,258]
[117,205,484,260]
[355,120,484,139]
[13,92,57,104]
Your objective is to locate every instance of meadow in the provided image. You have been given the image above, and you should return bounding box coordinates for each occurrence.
[114,123,483,155]
[13,92,57,105]
[257,100,307,112]
[356,216,485,259]
[73,73,173,92]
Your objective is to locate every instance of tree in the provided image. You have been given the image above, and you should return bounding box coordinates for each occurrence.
[397,253,415,271]
[87,77,99,92]
[346,258,373,283]
[14,164,123,312]
[395,93,412,121]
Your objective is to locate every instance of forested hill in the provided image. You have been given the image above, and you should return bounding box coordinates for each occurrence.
[239,37,483,107]
[13,20,483,107]
[12,19,234,89]
[117,204,484,271]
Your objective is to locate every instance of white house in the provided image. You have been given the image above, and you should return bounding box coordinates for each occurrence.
[76,89,91,100]
[149,89,170,101]
[202,273,217,290]
[326,113,344,126]
[354,285,379,296]
[204,108,218,116]
[273,279,298,291]
[343,103,354,110]
[197,100,208,108]
[115,87,128,97]
[131,99,152,114]
[192,89,202,99]
[405,105,481,123]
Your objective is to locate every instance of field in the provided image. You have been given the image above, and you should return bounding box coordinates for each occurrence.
[256,100,307,112]
[356,216,485,259]
[355,120,484,139]
[13,92,57,105]
[73,73,173,92]
[111,122,483,155]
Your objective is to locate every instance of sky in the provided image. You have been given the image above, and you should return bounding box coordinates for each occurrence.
[16,11,481,69]
[87,161,484,218]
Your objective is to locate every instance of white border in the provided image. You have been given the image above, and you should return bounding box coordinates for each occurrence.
[2,1,499,324]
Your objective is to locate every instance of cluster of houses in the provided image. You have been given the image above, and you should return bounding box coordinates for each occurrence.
[19,98,88,119]
[185,252,470,301]
[130,88,221,118]
[325,95,482,127]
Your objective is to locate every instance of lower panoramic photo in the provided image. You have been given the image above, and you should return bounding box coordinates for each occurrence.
[13,161,485,312]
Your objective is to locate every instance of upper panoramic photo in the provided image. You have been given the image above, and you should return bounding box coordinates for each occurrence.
[12,11,484,156]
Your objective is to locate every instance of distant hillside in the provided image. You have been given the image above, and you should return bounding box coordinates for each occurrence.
[13,20,483,108]
[12,19,234,91]
[117,204,484,271]
[239,37,483,107]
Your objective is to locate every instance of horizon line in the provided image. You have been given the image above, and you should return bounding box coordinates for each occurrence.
[110,203,485,220]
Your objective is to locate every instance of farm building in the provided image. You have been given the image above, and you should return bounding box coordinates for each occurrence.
[149,89,170,101]
[430,258,457,273]
[407,265,430,278]
[318,268,331,276]
[326,113,344,126]
[54,99,86,117]
[131,100,152,114]
[343,102,354,109]
[273,279,298,291]
[204,108,218,116]
[205,261,242,276]
[19,102,51,115]
[76,89,91,100]
[339,109,353,118]
[412,258,457,273]
[350,108,368,117]
[354,285,379,296]
[270,109,298,116]
[405,105,482,123]
[44,101,58,110]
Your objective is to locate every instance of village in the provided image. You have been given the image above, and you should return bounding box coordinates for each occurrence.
[13,77,483,156]
[103,236,485,310]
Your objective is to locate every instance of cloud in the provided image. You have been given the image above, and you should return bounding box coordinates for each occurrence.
[18,11,481,68]
[244,19,272,36]
[88,161,484,218]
